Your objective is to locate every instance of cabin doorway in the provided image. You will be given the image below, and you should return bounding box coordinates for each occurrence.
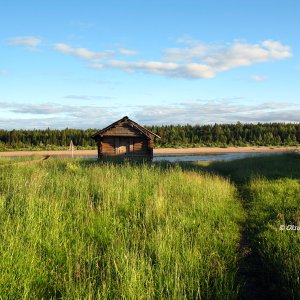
[116,138,133,155]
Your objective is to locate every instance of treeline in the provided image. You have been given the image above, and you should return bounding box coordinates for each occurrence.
[0,122,299,150]
[149,122,300,147]
[0,128,97,150]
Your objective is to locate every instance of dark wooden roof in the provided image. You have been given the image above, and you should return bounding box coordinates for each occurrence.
[91,116,160,139]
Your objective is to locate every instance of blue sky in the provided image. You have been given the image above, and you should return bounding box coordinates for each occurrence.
[1,0,299,129]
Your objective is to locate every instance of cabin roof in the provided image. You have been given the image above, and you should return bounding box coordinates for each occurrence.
[91,116,160,139]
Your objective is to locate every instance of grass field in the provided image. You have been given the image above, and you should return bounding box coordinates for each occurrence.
[0,159,244,299]
[248,178,300,299]
[0,156,39,166]
[0,154,299,299]
[203,153,300,299]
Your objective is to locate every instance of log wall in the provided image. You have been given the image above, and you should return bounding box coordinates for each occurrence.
[98,136,151,158]
[102,123,144,137]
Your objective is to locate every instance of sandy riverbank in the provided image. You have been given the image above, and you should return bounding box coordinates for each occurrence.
[154,146,299,154]
[0,146,298,157]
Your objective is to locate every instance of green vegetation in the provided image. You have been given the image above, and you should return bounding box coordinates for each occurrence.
[0,154,299,299]
[0,128,96,151]
[205,152,300,184]
[0,160,243,299]
[204,153,300,299]
[1,122,299,150]
[150,122,300,148]
[0,156,38,166]
[248,178,300,299]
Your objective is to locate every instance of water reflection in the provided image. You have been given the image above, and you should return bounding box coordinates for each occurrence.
[153,152,283,162]
[75,152,283,162]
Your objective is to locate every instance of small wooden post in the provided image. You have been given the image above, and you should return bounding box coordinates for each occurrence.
[69,140,74,158]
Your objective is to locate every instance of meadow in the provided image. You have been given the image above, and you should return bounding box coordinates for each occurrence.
[247,178,300,299]
[0,159,243,299]
[204,153,300,299]
[0,154,299,299]
[0,156,38,165]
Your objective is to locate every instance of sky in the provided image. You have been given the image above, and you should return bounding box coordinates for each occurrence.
[0,0,299,129]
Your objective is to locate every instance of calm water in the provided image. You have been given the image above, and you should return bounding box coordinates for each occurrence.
[154,152,283,162]
[75,152,284,162]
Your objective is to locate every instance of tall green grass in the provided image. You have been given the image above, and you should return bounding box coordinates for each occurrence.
[204,153,300,184]
[0,156,38,166]
[248,178,300,299]
[0,159,243,299]
[203,153,300,298]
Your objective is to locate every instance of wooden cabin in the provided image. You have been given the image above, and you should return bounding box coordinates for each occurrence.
[91,116,160,160]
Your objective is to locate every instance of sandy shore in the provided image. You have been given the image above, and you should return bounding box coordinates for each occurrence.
[154,146,299,154]
[0,146,298,157]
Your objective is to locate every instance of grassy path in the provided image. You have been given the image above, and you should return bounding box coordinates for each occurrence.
[201,153,300,299]
[235,188,273,300]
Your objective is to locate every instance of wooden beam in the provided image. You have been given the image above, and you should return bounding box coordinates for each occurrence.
[98,140,103,159]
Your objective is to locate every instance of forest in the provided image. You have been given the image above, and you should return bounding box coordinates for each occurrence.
[0,122,299,150]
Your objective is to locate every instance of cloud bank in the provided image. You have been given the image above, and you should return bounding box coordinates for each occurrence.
[133,100,300,125]
[1,99,299,129]
[7,36,292,78]
[54,38,292,79]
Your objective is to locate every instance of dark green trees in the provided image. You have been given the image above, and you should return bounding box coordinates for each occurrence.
[0,123,299,150]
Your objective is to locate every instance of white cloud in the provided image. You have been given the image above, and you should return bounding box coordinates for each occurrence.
[1,99,299,129]
[64,95,92,101]
[104,39,291,79]
[0,102,120,129]
[163,43,211,62]
[107,60,166,72]
[134,100,300,125]
[164,39,291,71]
[207,40,291,71]
[64,95,114,100]
[118,48,138,56]
[54,43,114,61]
[0,101,116,117]
[7,36,41,47]
[54,38,291,79]
[0,116,115,130]
[95,60,215,78]
[250,75,267,81]
[0,102,73,115]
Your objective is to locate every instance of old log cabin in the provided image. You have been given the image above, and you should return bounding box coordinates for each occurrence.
[91,116,160,160]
